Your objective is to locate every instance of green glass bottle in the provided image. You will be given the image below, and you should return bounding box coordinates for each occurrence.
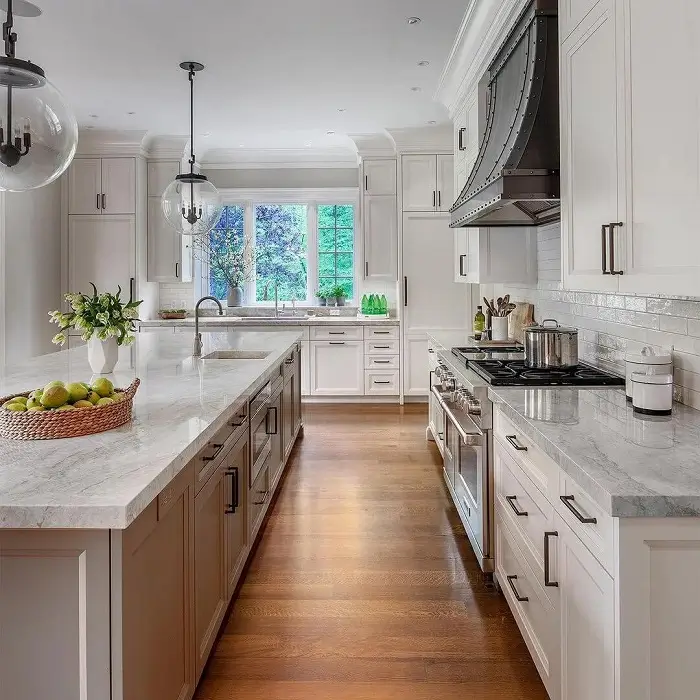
[361,295,368,314]
[473,305,486,340]
[380,295,387,314]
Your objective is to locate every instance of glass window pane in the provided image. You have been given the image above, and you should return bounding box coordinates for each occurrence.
[318,228,336,252]
[317,205,337,229]
[337,279,353,298]
[335,205,354,228]
[336,252,353,276]
[208,205,245,300]
[255,204,308,302]
[318,252,336,277]
[336,228,353,251]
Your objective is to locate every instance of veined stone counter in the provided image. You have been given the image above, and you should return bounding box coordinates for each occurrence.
[0,330,302,529]
[139,315,399,328]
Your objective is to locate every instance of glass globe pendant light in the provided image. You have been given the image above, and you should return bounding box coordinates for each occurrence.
[161,62,223,236]
[0,0,78,191]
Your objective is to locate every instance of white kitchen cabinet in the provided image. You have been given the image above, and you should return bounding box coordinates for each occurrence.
[561,0,623,293]
[362,159,396,196]
[559,0,604,41]
[148,160,180,198]
[363,195,397,281]
[401,155,454,212]
[300,341,310,396]
[556,514,615,700]
[403,334,430,396]
[147,197,182,282]
[68,158,136,216]
[310,340,364,396]
[68,215,135,299]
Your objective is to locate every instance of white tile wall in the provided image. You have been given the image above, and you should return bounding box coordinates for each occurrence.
[488,225,700,410]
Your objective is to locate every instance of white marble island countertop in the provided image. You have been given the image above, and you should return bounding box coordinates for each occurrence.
[0,330,302,529]
[490,387,700,517]
[140,315,399,328]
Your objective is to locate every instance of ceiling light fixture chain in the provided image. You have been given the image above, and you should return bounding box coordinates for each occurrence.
[3,0,17,58]
[187,62,196,168]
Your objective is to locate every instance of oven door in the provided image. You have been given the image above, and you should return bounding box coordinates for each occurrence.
[429,376,446,456]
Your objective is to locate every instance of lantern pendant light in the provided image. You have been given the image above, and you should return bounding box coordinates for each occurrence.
[161,62,223,236]
[0,0,78,191]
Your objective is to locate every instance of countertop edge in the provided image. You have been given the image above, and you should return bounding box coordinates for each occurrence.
[139,317,399,327]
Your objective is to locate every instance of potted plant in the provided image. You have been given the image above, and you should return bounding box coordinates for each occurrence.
[50,284,142,374]
[315,289,328,307]
[331,285,347,307]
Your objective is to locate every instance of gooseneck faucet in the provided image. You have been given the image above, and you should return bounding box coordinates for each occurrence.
[193,296,224,356]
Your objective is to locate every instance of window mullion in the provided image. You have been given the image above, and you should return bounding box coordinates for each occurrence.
[307,202,318,304]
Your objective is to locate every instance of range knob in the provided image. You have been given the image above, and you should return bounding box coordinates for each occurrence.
[442,374,456,392]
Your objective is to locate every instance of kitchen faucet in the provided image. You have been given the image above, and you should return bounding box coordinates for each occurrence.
[193,296,224,356]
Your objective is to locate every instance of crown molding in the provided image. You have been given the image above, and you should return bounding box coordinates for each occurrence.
[347,132,396,159]
[143,135,189,160]
[435,0,528,117]
[76,129,149,157]
[386,125,454,155]
[217,187,358,202]
[200,146,357,169]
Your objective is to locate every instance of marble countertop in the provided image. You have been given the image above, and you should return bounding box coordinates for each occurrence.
[490,387,700,517]
[0,330,302,529]
[141,316,399,328]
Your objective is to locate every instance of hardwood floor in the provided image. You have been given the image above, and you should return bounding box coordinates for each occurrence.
[195,404,547,700]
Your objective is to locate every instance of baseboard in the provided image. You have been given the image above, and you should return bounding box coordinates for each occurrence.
[302,395,400,404]
[404,395,428,403]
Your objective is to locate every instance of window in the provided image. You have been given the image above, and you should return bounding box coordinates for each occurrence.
[204,193,356,305]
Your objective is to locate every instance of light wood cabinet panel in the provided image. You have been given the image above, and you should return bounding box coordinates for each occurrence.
[225,432,249,599]
[310,341,364,396]
[437,154,454,211]
[121,464,194,700]
[248,462,269,544]
[363,195,398,281]
[561,0,623,292]
[402,155,438,211]
[292,344,302,437]
[269,390,284,491]
[68,158,102,214]
[68,215,135,298]
[193,463,227,682]
[281,376,294,458]
[101,158,136,215]
[148,197,181,282]
[362,159,396,195]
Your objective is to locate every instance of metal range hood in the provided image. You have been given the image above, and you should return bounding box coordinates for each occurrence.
[450,0,560,228]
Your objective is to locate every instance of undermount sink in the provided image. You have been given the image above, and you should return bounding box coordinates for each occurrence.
[201,350,271,360]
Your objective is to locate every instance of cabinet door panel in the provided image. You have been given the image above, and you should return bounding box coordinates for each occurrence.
[402,155,437,212]
[363,159,396,195]
[619,0,700,296]
[557,516,614,700]
[101,158,136,214]
[269,392,284,490]
[68,158,102,215]
[363,195,397,281]
[560,0,602,40]
[148,160,180,198]
[68,216,135,297]
[148,197,181,282]
[403,335,430,396]
[310,341,364,396]
[281,378,294,457]
[300,341,310,396]
[437,154,454,211]
[225,433,249,598]
[194,464,227,681]
[561,2,622,292]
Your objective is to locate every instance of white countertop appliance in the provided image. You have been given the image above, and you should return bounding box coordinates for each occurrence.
[625,346,672,401]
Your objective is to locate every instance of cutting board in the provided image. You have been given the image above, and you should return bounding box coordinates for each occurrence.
[508,303,535,343]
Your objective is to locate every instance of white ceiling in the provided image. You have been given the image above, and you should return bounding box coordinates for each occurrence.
[13,0,466,155]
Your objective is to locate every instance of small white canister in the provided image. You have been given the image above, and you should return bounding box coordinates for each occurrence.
[625,346,672,401]
[631,371,673,416]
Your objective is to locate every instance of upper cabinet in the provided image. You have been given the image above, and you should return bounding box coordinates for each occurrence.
[147,160,179,198]
[363,194,397,281]
[561,0,700,296]
[401,154,454,212]
[68,158,136,215]
[362,159,396,195]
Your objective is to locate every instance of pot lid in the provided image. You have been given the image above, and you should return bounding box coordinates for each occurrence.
[630,371,673,385]
[526,319,578,334]
[625,346,672,365]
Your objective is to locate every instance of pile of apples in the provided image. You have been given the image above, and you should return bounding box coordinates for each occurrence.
[2,378,124,412]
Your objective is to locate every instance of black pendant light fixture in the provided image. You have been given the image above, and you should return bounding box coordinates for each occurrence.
[161,62,223,236]
[0,0,78,191]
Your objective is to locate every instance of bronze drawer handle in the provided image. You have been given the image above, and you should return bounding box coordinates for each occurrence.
[505,495,528,517]
[506,575,528,602]
[505,435,527,451]
[560,495,597,524]
[544,531,558,587]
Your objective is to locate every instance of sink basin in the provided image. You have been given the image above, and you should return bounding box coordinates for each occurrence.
[201,350,271,360]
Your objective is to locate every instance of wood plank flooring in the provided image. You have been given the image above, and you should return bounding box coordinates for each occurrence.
[195,404,547,700]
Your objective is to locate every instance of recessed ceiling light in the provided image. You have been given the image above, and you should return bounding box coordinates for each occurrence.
[89,114,98,119]
[410,86,422,92]
[238,144,245,148]
[85,125,94,130]
[428,120,437,125]
[407,16,421,25]
[417,60,430,67]
[326,130,335,135]
[305,143,312,147]
[127,111,136,115]
[337,108,346,112]
[202,132,211,138]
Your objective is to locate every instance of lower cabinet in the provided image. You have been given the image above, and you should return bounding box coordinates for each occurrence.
[224,432,248,600]
[248,460,270,543]
[121,463,195,700]
[309,340,364,395]
[269,388,284,490]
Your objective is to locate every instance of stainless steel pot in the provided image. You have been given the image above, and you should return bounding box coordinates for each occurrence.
[524,319,578,369]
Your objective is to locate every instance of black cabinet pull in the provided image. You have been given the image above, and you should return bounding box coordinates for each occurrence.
[129,277,135,303]
[175,262,179,278]
[505,495,528,517]
[601,224,610,275]
[544,531,559,587]
[432,190,436,208]
[329,341,345,345]
[560,495,597,524]
[404,276,408,307]
[202,443,225,462]
[609,221,624,275]
[101,193,106,210]
[459,254,467,277]
[373,331,390,335]
[328,331,346,335]
[365,174,369,191]
[365,261,369,277]
[265,406,278,435]
[458,127,466,151]
[438,191,441,207]
[96,193,101,211]
[373,360,391,364]
[506,575,529,602]
[505,434,527,451]
[225,467,239,514]
[374,380,391,384]
[374,345,391,349]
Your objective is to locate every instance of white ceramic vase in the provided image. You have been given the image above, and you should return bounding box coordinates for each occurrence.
[87,334,118,374]
[491,316,509,342]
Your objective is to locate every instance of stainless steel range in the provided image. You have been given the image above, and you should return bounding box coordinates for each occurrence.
[428,342,624,574]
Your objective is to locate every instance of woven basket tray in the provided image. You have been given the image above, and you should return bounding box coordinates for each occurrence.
[0,378,140,441]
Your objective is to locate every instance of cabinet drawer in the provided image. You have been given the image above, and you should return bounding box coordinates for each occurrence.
[365,354,400,370]
[364,370,400,395]
[310,325,363,341]
[496,516,558,697]
[558,471,613,574]
[364,325,399,340]
[495,447,555,600]
[249,461,270,541]
[364,339,399,355]
[281,345,298,379]
[494,409,559,502]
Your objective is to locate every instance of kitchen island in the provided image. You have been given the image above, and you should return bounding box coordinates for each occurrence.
[0,329,303,700]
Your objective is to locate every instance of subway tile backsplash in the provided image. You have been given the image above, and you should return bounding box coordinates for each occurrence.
[489,225,700,410]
